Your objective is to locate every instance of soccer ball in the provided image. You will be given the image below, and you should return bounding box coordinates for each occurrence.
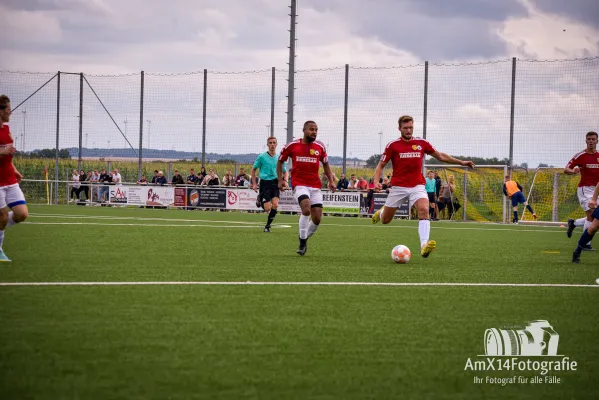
[391,245,411,264]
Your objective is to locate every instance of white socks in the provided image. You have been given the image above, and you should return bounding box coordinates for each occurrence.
[299,215,310,239]
[574,217,586,227]
[0,230,4,250]
[7,211,16,228]
[418,219,431,248]
[307,221,319,238]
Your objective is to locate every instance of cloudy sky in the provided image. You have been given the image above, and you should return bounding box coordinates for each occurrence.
[1,0,598,167]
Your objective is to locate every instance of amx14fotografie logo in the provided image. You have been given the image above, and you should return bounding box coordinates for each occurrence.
[464,320,578,385]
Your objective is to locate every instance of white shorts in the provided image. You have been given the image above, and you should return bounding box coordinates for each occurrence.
[0,184,26,209]
[385,185,428,209]
[293,186,323,207]
[577,186,596,212]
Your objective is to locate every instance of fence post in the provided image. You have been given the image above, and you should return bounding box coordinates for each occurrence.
[552,172,559,222]
[462,170,468,221]
[343,64,349,175]
[138,71,144,180]
[270,67,275,137]
[503,165,508,223]
[422,61,429,176]
[508,57,516,169]
[202,69,207,167]
[78,73,83,172]
[168,162,173,182]
[286,0,297,145]
[54,71,61,204]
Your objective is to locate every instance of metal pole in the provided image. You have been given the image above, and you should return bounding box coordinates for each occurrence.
[138,71,144,180]
[503,165,508,224]
[286,0,297,144]
[508,57,516,168]
[202,68,207,166]
[22,110,26,152]
[423,61,429,140]
[78,73,83,172]
[270,67,275,137]
[343,64,349,175]
[55,71,60,204]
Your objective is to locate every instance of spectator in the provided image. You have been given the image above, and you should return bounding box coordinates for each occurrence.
[156,171,167,185]
[186,168,199,185]
[198,166,207,183]
[98,168,112,202]
[137,175,148,185]
[336,173,349,190]
[439,175,456,219]
[356,176,368,191]
[382,177,390,190]
[201,168,220,186]
[70,169,80,202]
[112,169,122,185]
[434,171,442,199]
[235,168,250,186]
[222,169,235,186]
[150,170,160,184]
[91,169,100,182]
[425,170,439,220]
[172,169,184,185]
[347,174,358,189]
[77,169,89,201]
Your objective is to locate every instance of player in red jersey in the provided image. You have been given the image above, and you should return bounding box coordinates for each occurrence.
[371,115,475,258]
[0,95,29,262]
[564,131,599,251]
[277,121,336,255]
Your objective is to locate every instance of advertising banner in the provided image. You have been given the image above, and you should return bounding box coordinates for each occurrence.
[127,186,175,207]
[109,185,128,204]
[187,187,227,208]
[226,189,261,210]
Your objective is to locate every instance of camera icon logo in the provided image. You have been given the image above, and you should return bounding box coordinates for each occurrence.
[484,320,559,356]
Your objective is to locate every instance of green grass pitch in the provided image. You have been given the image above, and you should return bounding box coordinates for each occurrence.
[0,205,597,399]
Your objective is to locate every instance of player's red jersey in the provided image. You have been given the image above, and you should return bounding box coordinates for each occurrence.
[566,150,599,187]
[381,137,436,188]
[279,139,328,189]
[0,124,17,187]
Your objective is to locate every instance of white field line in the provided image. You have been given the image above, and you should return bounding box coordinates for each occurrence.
[24,222,292,229]
[28,213,267,225]
[28,213,563,233]
[0,281,597,288]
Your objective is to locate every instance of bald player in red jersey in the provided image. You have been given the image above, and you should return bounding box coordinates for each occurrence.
[277,120,336,256]
[0,95,29,262]
[564,131,599,251]
[371,115,475,258]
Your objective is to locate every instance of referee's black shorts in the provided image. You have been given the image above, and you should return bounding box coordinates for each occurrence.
[258,179,280,206]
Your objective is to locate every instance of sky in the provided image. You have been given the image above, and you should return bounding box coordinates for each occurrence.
[1,0,598,167]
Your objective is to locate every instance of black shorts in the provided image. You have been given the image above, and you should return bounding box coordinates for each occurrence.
[259,179,280,206]
[427,192,436,203]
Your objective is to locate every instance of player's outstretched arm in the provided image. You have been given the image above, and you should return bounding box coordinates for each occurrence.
[372,160,387,191]
[323,162,336,192]
[431,151,475,169]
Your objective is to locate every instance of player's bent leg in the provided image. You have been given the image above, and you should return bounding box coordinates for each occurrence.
[0,207,9,262]
[297,197,311,256]
[307,204,322,239]
[414,198,436,258]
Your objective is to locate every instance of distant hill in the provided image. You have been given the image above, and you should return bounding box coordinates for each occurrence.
[51,148,365,166]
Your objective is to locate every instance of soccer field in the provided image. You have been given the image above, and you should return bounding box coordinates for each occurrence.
[1,205,598,399]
